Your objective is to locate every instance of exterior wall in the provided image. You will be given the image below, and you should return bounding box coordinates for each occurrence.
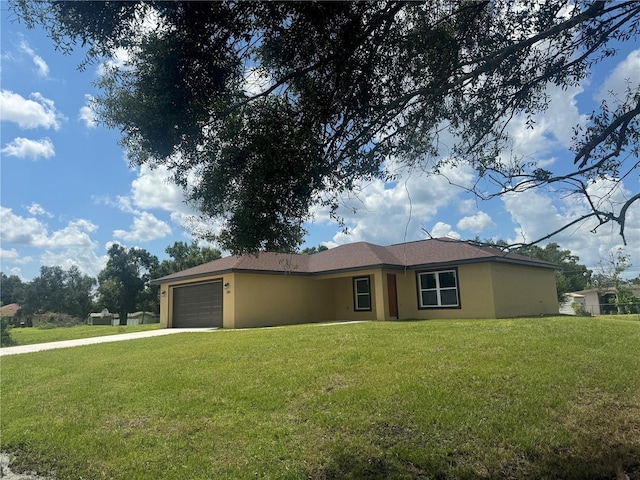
[559,294,586,315]
[583,291,603,315]
[231,273,336,328]
[394,263,498,320]
[490,263,558,317]
[157,261,559,328]
[158,282,170,328]
[322,269,383,321]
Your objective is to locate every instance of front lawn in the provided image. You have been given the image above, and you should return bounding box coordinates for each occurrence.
[1,317,639,479]
[6,323,161,346]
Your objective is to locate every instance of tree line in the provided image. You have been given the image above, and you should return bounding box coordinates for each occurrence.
[0,241,222,326]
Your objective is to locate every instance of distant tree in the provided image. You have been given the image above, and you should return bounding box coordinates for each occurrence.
[13,1,640,253]
[0,273,25,306]
[590,249,631,290]
[589,249,638,313]
[153,241,222,279]
[299,245,329,255]
[20,266,95,318]
[22,266,65,315]
[144,242,222,313]
[97,244,159,325]
[64,266,97,318]
[0,318,17,347]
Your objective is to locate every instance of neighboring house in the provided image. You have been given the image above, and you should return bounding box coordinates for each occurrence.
[127,311,160,325]
[151,238,559,329]
[559,293,586,315]
[87,309,119,326]
[87,310,160,326]
[569,286,640,315]
[0,304,22,326]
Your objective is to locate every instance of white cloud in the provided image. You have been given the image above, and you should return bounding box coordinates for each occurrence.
[0,206,49,245]
[95,164,211,245]
[19,39,49,77]
[130,165,192,213]
[499,82,587,161]
[78,94,98,128]
[129,164,220,239]
[244,67,273,96]
[1,137,55,160]
[113,212,172,242]
[47,220,99,249]
[97,47,131,76]
[0,248,32,265]
[457,211,496,233]
[0,90,64,129]
[26,203,53,218]
[39,249,107,278]
[430,222,461,239]
[596,49,640,101]
[0,206,106,278]
[502,177,640,279]
[117,196,136,214]
[9,267,25,279]
[458,199,479,215]
[33,57,49,77]
[319,163,475,247]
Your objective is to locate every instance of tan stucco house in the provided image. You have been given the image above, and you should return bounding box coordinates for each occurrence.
[151,238,559,329]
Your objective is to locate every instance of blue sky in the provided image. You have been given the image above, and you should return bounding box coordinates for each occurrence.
[1,9,639,282]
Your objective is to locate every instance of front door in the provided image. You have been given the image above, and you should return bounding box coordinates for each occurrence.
[387,274,398,318]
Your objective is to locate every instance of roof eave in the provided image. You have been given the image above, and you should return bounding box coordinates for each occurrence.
[150,255,557,285]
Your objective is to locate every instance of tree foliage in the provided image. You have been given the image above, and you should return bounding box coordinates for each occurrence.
[13,1,640,252]
[153,241,222,279]
[21,266,95,318]
[299,245,330,255]
[0,318,17,347]
[0,272,25,306]
[97,244,158,325]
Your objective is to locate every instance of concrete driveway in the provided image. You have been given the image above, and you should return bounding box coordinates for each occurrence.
[0,328,215,357]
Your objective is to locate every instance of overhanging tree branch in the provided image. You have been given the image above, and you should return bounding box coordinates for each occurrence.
[12,0,640,253]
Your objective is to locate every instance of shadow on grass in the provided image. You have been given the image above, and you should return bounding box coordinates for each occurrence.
[307,437,640,480]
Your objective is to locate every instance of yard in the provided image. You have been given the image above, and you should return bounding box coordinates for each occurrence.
[7,323,161,346]
[1,317,639,479]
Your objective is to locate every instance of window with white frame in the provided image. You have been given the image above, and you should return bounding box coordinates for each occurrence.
[417,269,460,308]
[353,276,372,311]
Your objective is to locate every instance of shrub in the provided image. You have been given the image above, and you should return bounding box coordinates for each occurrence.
[0,317,17,347]
[36,322,58,330]
[31,312,84,328]
[571,302,590,316]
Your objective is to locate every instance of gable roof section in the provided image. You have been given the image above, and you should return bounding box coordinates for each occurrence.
[385,238,548,269]
[0,303,21,317]
[152,238,557,284]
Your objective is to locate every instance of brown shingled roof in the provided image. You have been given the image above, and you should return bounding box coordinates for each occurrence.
[152,238,557,284]
[0,303,21,317]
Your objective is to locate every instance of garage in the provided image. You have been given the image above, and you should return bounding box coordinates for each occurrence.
[172,281,223,328]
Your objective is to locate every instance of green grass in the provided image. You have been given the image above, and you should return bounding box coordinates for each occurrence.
[1,317,639,479]
[6,323,161,346]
